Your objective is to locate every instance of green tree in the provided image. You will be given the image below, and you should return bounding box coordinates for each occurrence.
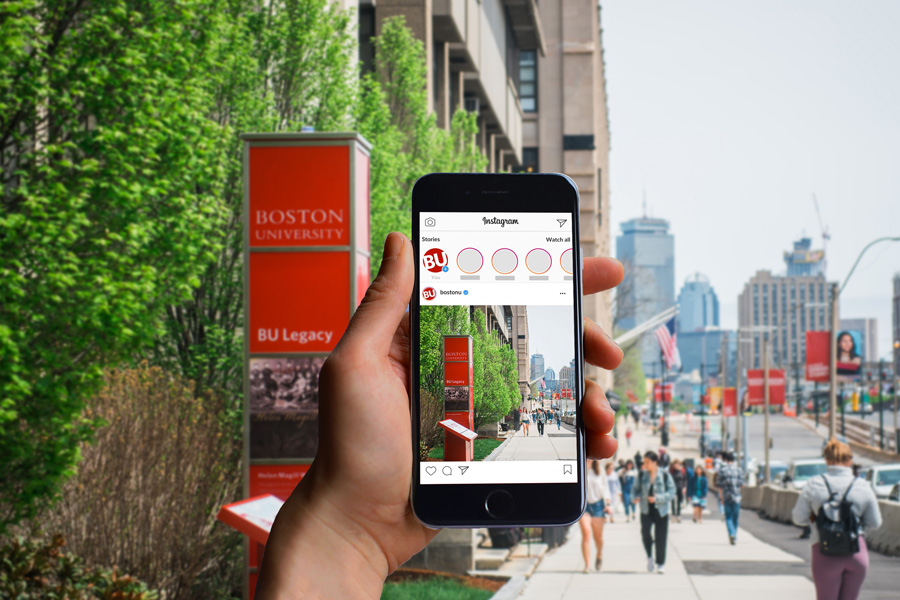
[153,0,357,415]
[0,0,228,531]
[358,16,486,273]
[469,311,519,430]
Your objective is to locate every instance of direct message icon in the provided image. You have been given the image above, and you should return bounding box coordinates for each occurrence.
[459,466,469,475]
[426,466,436,476]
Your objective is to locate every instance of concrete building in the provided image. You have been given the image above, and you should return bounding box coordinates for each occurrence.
[677,273,720,333]
[520,0,613,391]
[839,318,878,364]
[364,0,543,170]
[530,353,545,381]
[737,270,836,376]
[616,217,675,375]
[558,360,577,412]
[784,237,826,278]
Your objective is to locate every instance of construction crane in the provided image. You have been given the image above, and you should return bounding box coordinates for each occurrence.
[812,193,831,276]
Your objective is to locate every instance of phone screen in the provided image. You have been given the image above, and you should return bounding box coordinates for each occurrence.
[416,211,580,486]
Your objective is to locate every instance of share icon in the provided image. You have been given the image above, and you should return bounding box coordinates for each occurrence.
[458,466,469,475]
[557,219,567,228]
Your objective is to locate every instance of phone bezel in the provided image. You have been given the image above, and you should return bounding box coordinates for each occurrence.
[409,173,586,528]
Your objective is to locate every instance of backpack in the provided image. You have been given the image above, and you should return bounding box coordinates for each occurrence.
[815,476,860,556]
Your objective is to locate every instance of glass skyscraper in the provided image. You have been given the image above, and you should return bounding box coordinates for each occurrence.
[616,217,675,375]
[677,273,720,333]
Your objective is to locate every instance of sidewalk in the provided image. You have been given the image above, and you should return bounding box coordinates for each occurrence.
[516,414,816,599]
[489,423,576,461]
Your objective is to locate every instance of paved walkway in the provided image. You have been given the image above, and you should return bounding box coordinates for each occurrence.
[516,414,816,599]
[490,422,576,461]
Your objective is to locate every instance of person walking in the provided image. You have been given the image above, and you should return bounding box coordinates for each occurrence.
[621,460,637,522]
[625,426,633,447]
[537,409,545,436]
[715,452,744,544]
[669,459,687,523]
[521,409,530,437]
[632,450,676,574]
[692,465,708,524]
[555,409,562,430]
[581,459,612,572]
[605,461,622,523]
[792,438,882,600]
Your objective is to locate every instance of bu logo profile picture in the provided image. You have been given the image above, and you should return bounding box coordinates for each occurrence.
[423,248,448,273]
[422,287,437,301]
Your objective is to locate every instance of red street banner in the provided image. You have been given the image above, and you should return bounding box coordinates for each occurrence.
[653,382,673,402]
[806,331,830,382]
[723,387,737,417]
[746,369,786,405]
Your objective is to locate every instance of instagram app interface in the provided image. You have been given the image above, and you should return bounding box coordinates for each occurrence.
[418,213,578,485]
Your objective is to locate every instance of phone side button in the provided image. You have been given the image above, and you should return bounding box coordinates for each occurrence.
[484,490,515,519]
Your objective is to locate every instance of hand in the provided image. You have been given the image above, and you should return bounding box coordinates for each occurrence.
[255,233,625,599]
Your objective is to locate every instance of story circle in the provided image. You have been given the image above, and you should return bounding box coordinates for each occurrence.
[560,248,574,274]
[525,248,552,274]
[491,248,518,274]
[457,248,484,274]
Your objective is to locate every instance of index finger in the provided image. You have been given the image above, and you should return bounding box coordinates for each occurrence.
[583,257,624,296]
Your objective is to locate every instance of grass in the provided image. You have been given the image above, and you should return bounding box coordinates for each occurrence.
[381,576,494,600]
[427,438,504,461]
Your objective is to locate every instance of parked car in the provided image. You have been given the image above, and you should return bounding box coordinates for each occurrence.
[864,463,900,499]
[756,460,788,485]
[780,458,827,490]
[889,483,900,503]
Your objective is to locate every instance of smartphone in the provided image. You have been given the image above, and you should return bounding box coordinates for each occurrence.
[410,173,585,527]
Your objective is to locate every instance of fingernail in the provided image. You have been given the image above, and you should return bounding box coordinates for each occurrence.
[383,233,403,259]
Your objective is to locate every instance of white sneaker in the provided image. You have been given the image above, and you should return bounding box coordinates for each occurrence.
[657,564,665,574]
[647,557,655,572]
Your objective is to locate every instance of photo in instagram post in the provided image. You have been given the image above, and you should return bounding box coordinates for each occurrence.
[419,304,576,463]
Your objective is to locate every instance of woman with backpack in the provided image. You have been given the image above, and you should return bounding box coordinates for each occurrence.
[632,450,676,574]
[792,438,882,600]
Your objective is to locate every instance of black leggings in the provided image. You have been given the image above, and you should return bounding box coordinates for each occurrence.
[671,488,683,517]
[641,507,669,565]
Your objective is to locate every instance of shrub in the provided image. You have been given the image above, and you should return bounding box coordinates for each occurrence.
[0,535,157,599]
[34,366,240,600]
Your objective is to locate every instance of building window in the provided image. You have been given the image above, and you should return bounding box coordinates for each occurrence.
[514,147,539,173]
[518,50,537,112]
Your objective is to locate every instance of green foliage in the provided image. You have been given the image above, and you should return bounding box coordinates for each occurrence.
[0,535,157,599]
[154,0,357,420]
[418,307,519,435]
[427,437,503,461]
[0,0,227,532]
[381,576,493,600]
[358,16,486,273]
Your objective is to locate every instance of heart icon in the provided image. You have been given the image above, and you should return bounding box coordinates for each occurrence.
[426,466,436,476]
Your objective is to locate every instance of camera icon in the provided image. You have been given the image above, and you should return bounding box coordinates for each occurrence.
[424,217,436,227]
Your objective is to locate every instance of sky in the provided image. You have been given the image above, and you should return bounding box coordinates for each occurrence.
[601,1,900,359]
[527,305,575,376]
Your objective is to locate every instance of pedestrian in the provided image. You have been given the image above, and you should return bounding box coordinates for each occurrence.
[669,459,686,523]
[621,460,637,522]
[581,459,612,572]
[792,438,882,600]
[634,450,643,471]
[625,426,633,447]
[605,461,622,523]
[555,409,562,430]
[692,465,708,523]
[713,451,724,518]
[522,409,530,436]
[715,452,744,545]
[658,447,670,469]
[632,450,676,574]
[537,409,545,436]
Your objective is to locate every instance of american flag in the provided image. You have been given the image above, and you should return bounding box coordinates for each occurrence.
[654,317,681,371]
[540,378,546,390]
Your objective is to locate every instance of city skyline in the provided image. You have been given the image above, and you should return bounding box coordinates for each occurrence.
[604,1,899,358]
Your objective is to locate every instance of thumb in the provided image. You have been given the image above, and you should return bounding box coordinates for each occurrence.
[337,232,413,355]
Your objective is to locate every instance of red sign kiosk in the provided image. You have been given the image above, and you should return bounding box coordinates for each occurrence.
[237,132,370,599]
[442,335,475,461]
